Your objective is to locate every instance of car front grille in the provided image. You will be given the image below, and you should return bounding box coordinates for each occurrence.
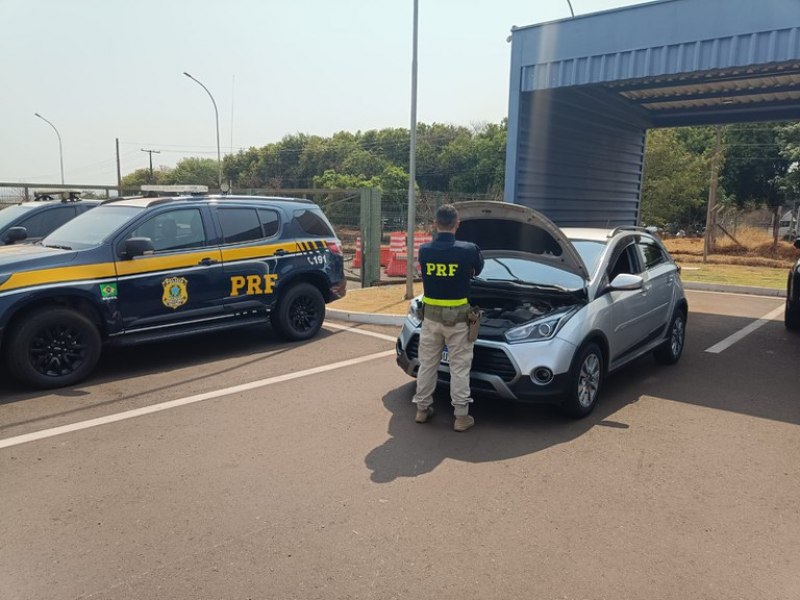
[405,334,517,382]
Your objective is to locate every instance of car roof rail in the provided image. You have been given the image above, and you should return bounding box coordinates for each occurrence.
[212,194,316,204]
[607,225,651,238]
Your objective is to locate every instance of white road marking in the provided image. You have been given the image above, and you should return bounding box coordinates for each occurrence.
[0,349,396,450]
[704,305,785,354]
[688,289,783,300]
[324,321,399,342]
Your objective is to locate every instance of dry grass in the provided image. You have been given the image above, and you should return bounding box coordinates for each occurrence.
[663,227,798,267]
[331,283,422,315]
[677,263,787,289]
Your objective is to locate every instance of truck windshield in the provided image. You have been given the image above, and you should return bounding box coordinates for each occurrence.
[42,205,144,250]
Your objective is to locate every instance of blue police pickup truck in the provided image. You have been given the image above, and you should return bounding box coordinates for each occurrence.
[0,194,100,245]
[0,194,346,389]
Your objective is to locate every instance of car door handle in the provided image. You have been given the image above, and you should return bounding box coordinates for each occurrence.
[274,249,287,256]
[198,257,219,266]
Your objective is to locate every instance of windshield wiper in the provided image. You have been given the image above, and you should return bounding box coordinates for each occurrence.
[482,277,570,292]
[43,243,73,250]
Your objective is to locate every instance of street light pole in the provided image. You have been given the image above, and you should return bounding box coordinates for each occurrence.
[405,0,419,300]
[183,71,222,190]
[34,112,64,184]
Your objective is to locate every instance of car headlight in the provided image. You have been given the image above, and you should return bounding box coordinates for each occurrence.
[504,307,578,344]
[406,298,423,327]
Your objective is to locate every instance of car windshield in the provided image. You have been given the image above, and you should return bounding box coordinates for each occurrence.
[477,255,586,290]
[0,204,37,230]
[42,205,144,250]
[570,240,606,275]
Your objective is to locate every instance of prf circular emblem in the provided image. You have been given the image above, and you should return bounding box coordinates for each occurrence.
[162,276,189,309]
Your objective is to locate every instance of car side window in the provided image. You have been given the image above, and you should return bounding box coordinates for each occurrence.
[638,239,668,270]
[218,207,263,244]
[18,206,77,238]
[608,243,640,278]
[258,209,280,238]
[127,208,206,252]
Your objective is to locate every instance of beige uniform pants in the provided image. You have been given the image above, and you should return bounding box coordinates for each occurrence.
[412,319,474,416]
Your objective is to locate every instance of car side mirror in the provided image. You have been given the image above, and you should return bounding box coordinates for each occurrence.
[794,237,800,250]
[4,226,28,244]
[120,237,155,259]
[609,273,644,291]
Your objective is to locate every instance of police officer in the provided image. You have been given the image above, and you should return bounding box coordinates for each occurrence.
[413,204,484,432]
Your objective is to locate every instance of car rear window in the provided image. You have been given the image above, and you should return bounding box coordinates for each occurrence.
[293,209,334,237]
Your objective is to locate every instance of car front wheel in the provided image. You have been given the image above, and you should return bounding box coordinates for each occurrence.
[561,342,603,419]
[271,282,325,341]
[5,307,102,389]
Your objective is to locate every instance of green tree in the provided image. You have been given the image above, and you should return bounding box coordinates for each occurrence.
[722,122,791,244]
[777,122,800,201]
[164,157,220,187]
[120,167,169,188]
[641,129,709,230]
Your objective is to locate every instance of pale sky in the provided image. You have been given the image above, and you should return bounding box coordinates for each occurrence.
[1,0,642,185]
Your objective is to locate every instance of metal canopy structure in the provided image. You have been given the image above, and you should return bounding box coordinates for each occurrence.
[504,0,800,226]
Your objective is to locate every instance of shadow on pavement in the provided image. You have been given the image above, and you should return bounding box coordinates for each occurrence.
[366,312,800,483]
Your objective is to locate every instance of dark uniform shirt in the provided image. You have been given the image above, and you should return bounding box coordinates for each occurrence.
[418,232,484,306]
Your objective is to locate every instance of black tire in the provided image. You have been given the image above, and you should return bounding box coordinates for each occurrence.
[561,342,604,419]
[270,282,325,341]
[785,299,800,331]
[5,307,102,389]
[654,308,687,365]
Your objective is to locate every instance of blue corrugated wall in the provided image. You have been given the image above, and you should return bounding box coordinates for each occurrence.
[505,0,800,226]
[514,87,649,226]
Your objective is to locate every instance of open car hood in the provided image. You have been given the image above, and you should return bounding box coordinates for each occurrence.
[454,201,590,281]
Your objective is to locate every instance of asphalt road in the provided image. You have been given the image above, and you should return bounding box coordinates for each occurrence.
[1,290,799,600]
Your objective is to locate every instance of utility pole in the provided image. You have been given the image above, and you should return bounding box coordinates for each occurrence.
[703,125,724,262]
[116,138,122,190]
[140,148,161,182]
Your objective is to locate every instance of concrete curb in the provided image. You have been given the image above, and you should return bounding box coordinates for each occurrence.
[683,281,786,298]
[327,281,787,325]
[326,309,405,327]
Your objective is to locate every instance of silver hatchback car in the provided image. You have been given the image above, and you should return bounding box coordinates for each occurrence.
[395,201,688,418]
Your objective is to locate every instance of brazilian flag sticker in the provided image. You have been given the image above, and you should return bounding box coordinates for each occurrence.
[100,283,118,300]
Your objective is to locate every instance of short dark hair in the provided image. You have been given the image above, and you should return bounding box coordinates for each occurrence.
[436,204,458,229]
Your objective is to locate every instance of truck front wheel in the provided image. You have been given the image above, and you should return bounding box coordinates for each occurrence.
[6,307,102,389]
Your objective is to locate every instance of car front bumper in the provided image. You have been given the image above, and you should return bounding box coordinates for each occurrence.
[395,319,578,403]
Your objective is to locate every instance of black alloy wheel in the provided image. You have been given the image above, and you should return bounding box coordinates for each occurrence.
[6,307,102,389]
[271,282,325,341]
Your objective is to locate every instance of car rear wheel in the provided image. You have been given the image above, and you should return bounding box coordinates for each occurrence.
[654,308,686,364]
[6,307,102,389]
[785,298,800,331]
[271,282,325,341]
[561,342,603,419]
